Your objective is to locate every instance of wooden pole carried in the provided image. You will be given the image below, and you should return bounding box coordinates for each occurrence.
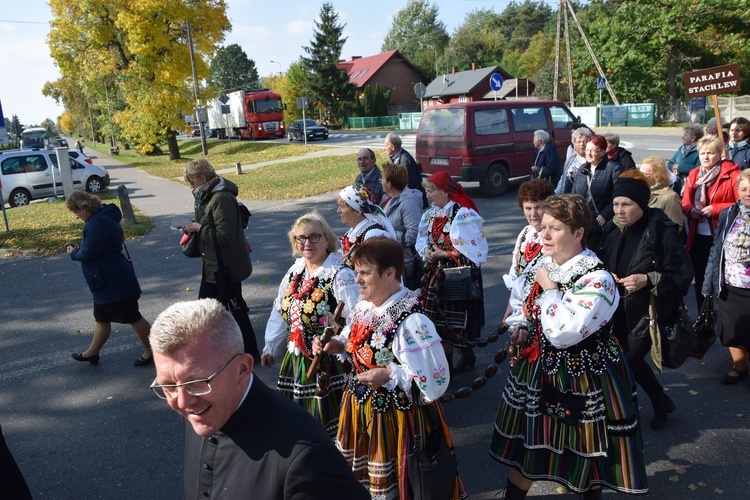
[306,302,345,379]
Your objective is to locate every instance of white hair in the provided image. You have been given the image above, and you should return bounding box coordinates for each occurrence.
[150,299,242,355]
[533,129,550,143]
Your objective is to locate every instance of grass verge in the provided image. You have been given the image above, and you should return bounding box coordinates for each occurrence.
[0,192,154,255]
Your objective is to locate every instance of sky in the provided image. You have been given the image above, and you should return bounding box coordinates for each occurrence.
[0,0,554,127]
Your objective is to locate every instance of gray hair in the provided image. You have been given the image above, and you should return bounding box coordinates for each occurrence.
[571,127,593,142]
[603,133,620,147]
[288,211,339,256]
[385,132,402,149]
[184,158,216,182]
[533,130,550,143]
[150,299,243,356]
[683,123,705,141]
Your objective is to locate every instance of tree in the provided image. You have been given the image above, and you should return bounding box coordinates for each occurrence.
[47,0,230,157]
[448,8,506,71]
[8,115,23,139]
[362,85,373,117]
[209,44,259,91]
[497,0,555,53]
[302,3,356,127]
[263,59,309,122]
[381,0,449,80]
[374,84,388,116]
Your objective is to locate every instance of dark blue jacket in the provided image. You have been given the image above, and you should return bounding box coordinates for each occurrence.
[531,141,560,185]
[727,142,750,171]
[566,156,622,236]
[70,204,141,304]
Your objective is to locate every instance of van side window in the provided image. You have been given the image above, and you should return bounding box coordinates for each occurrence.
[1,158,24,175]
[511,107,548,132]
[475,109,510,136]
[550,106,575,129]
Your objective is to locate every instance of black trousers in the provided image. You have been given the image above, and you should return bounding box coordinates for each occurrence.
[690,234,713,311]
[626,334,663,403]
[199,279,259,357]
[0,424,32,499]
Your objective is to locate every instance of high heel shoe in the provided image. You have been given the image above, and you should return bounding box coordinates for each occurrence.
[453,348,476,374]
[133,355,154,367]
[72,352,100,365]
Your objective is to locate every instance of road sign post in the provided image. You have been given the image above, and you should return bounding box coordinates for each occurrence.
[489,73,504,101]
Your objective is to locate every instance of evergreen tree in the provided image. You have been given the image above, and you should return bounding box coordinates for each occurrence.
[209,44,259,91]
[363,85,373,117]
[302,3,356,127]
[374,84,388,116]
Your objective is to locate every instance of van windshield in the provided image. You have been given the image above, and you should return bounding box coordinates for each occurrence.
[419,108,465,137]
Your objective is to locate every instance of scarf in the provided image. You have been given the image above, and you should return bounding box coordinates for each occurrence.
[725,203,750,262]
[193,175,219,203]
[339,184,397,240]
[428,171,479,212]
[693,163,721,211]
[728,140,748,161]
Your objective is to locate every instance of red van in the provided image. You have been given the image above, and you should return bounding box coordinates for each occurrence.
[416,100,576,196]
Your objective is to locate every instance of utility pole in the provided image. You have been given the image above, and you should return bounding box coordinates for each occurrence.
[564,2,574,107]
[553,0,562,101]
[187,19,208,156]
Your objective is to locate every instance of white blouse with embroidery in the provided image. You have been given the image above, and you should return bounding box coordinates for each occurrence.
[335,288,450,403]
[263,252,359,358]
[506,249,619,349]
[503,224,544,290]
[415,200,488,266]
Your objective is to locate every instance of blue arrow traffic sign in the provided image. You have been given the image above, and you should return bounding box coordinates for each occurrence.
[489,73,504,92]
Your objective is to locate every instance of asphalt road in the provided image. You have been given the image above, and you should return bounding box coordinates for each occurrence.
[2,131,749,499]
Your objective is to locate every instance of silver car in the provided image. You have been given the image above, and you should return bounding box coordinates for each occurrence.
[0,150,110,207]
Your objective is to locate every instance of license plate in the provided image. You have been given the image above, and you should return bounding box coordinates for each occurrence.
[431,157,449,165]
[264,122,277,131]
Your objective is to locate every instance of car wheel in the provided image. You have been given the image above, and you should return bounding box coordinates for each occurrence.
[479,163,509,197]
[289,133,293,141]
[9,188,31,208]
[86,176,103,193]
[323,135,329,140]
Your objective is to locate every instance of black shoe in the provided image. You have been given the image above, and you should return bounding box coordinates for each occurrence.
[453,348,476,374]
[650,392,676,429]
[72,352,100,365]
[134,355,154,367]
[719,368,748,385]
[497,479,528,499]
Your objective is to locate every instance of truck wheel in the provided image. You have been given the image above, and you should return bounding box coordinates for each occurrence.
[479,163,509,197]
[9,188,31,207]
[250,129,256,141]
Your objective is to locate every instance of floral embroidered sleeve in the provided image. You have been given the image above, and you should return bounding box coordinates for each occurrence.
[503,228,527,290]
[263,274,293,357]
[389,312,450,402]
[449,207,488,266]
[536,269,619,349]
[415,209,433,258]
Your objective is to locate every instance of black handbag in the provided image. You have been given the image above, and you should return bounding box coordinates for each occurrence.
[438,265,480,301]
[660,303,698,369]
[691,296,717,359]
[180,232,201,258]
[406,425,457,500]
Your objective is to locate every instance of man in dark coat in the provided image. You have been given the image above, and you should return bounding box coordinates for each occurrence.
[354,148,384,204]
[150,299,369,500]
[385,132,427,208]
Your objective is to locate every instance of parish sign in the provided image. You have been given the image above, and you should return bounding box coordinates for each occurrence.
[683,63,741,98]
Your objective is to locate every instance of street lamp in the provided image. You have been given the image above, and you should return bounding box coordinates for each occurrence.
[270,60,282,77]
[187,18,208,156]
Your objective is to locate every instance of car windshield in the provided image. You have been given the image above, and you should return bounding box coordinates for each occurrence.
[304,120,319,127]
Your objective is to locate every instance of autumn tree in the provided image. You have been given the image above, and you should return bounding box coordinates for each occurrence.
[381,0,449,80]
[47,0,230,157]
[302,3,356,127]
[209,44,259,91]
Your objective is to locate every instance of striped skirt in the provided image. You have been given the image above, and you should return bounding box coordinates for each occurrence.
[277,351,346,438]
[336,388,467,500]
[489,345,648,494]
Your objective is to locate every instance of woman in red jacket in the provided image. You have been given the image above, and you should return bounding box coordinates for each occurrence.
[682,134,740,310]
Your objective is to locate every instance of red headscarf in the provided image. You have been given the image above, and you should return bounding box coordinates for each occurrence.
[428,171,479,212]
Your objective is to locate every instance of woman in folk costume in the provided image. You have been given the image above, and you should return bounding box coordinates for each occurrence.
[314,237,466,499]
[416,171,488,374]
[261,212,359,437]
[490,194,648,499]
[337,183,397,265]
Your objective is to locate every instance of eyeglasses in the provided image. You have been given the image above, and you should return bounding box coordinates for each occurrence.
[294,233,324,244]
[150,353,241,400]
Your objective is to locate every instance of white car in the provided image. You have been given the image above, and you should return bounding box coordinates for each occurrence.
[0,149,110,207]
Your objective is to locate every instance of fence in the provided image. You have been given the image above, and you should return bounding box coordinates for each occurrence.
[347,116,399,128]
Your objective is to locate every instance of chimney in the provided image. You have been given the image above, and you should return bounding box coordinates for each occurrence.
[351,56,361,60]
[452,66,457,74]
[471,62,477,71]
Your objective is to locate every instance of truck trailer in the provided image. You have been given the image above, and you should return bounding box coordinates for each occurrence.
[207,89,286,140]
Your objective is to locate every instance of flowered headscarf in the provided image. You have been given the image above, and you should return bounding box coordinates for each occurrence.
[339,184,397,239]
[428,171,479,212]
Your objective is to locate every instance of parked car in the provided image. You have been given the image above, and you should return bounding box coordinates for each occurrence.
[55,138,69,148]
[0,149,110,207]
[287,119,329,142]
[68,150,93,165]
[189,124,211,137]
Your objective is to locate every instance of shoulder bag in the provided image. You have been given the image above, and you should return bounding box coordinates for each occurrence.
[690,296,717,359]
[659,302,697,370]
[180,232,201,258]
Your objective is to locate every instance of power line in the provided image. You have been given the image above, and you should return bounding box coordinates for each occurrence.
[0,19,48,25]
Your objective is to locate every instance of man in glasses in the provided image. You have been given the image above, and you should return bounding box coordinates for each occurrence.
[150,299,368,499]
[354,148,384,204]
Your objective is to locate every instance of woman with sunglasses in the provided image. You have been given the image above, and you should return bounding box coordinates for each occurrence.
[597,171,693,429]
[261,212,360,437]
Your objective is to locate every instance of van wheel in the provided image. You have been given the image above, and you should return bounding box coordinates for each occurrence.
[9,188,31,207]
[480,164,509,196]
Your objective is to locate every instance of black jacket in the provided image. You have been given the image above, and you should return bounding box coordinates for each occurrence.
[567,156,622,236]
[597,208,693,339]
[609,147,636,171]
[703,202,743,299]
[184,376,369,500]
